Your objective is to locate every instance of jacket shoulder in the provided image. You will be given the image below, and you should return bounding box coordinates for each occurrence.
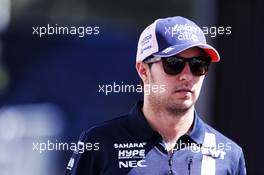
[80,115,130,141]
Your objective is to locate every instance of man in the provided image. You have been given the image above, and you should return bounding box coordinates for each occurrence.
[65,16,246,175]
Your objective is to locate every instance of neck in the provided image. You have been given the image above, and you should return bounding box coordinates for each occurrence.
[142,100,195,151]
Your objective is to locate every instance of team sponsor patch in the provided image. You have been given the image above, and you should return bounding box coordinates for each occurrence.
[114,142,147,168]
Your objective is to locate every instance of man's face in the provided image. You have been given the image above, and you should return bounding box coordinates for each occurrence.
[144,47,206,114]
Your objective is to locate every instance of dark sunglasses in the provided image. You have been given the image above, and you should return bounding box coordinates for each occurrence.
[143,55,211,76]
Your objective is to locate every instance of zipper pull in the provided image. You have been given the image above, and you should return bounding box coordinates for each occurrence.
[188,156,193,175]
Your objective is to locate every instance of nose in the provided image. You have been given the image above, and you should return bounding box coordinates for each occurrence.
[178,63,193,81]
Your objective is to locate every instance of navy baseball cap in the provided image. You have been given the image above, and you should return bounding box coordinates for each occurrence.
[136,16,220,62]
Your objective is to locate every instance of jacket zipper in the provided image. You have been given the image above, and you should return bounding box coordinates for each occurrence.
[188,156,193,175]
[168,152,174,175]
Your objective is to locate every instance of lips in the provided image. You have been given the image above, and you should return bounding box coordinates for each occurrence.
[174,88,193,98]
[175,88,193,93]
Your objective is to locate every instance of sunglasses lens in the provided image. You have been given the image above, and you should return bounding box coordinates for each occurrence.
[189,57,210,76]
[162,57,185,75]
[161,56,211,76]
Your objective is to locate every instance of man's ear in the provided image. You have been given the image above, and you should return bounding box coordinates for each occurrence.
[136,62,148,83]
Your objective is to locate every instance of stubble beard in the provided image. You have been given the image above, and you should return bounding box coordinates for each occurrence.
[146,71,195,118]
[148,91,195,118]
[166,100,194,116]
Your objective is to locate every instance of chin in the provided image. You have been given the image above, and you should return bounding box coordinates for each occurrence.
[167,100,194,113]
[176,98,194,106]
[166,105,191,114]
[178,103,193,110]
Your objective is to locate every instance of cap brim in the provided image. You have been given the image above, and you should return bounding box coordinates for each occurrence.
[152,43,220,62]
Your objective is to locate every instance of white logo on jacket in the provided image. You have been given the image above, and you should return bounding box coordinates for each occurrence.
[114,142,147,168]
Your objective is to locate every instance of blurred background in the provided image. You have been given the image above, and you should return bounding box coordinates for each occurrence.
[0,0,263,174]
